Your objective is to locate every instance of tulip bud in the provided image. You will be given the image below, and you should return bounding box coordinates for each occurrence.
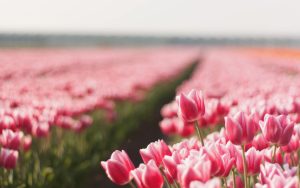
[236,147,262,176]
[140,140,172,166]
[36,122,50,137]
[177,89,205,122]
[190,178,221,188]
[101,150,135,185]
[260,114,294,146]
[0,148,18,169]
[225,111,257,145]
[22,135,32,152]
[0,129,24,150]
[131,160,164,188]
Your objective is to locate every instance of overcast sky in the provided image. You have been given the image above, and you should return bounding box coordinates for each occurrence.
[0,0,300,37]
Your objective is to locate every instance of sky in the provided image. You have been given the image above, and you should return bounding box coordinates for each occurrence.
[0,0,300,37]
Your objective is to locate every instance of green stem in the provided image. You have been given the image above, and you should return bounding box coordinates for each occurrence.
[241,145,248,188]
[8,170,13,185]
[232,169,237,188]
[272,145,277,163]
[160,168,172,188]
[223,177,228,188]
[297,150,300,182]
[129,181,136,188]
[194,121,204,146]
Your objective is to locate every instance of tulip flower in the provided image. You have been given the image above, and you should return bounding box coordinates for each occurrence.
[251,134,270,151]
[190,178,221,188]
[257,162,299,188]
[161,101,178,118]
[140,140,172,166]
[236,147,262,176]
[0,115,16,132]
[262,147,283,165]
[259,114,294,146]
[22,135,32,152]
[159,118,195,137]
[205,142,235,177]
[0,148,18,169]
[176,89,205,123]
[0,129,24,150]
[131,160,164,188]
[101,150,135,185]
[281,134,299,153]
[177,159,212,188]
[225,111,258,145]
[35,122,50,137]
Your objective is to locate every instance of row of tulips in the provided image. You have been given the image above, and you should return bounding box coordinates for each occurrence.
[102,49,300,187]
[102,90,300,188]
[0,48,198,174]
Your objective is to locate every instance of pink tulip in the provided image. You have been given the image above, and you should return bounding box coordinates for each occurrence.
[257,162,299,188]
[160,118,195,137]
[161,101,178,118]
[140,140,172,166]
[162,148,191,180]
[228,175,244,188]
[35,122,50,137]
[101,150,135,185]
[205,143,235,177]
[177,159,211,188]
[159,118,178,136]
[0,115,16,132]
[259,114,294,146]
[131,160,164,188]
[281,134,299,153]
[79,115,93,128]
[284,153,298,166]
[236,147,262,176]
[0,148,18,169]
[172,137,200,152]
[251,134,270,151]
[22,135,32,152]
[262,147,283,165]
[177,89,205,122]
[225,111,258,145]
[190,178,221,188]
[0,129,24,150]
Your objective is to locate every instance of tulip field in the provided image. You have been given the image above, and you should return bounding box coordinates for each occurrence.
[1,47,300,188]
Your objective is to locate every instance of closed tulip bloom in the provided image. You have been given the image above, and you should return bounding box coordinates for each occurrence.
[131,160,164,188]
[251,134,270,151]
[177,160,211,188]
[177,89,205,122]
[162,148,191,180]
[236,147,262,176]
[101,150,135,185]
[257,162,299,188]
[161,101,178,118]
[35,122,50,137]
[140,140,171,166]
[281,134,299,153]
[79,115,93,128]
[259,114,294,146]
[0,148,18,169]
[0,129,24,150]
[22,135,32,152]
[228,175,244,188]
[225,111,258,145]
[190,178,221,188]
[0,115,16,132]
[205,143,235,177]
[159,118,178,136]
[262,147,284,165]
